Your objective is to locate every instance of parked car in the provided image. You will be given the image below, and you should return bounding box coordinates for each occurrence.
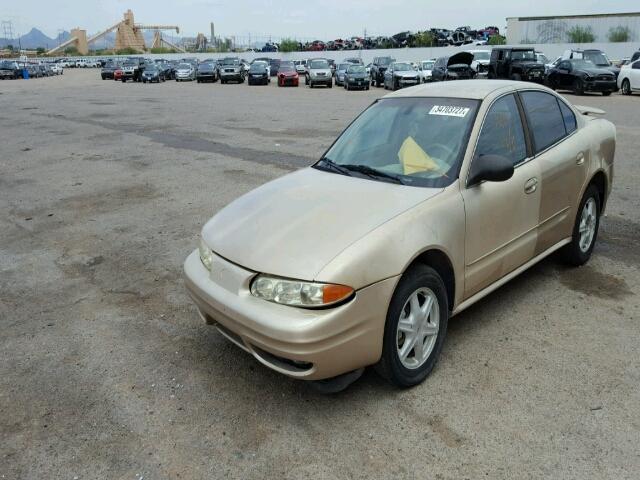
[101,62,119,80]
[157,62,174,80]
[294,60,306,74]
[250,60,271,77]
[488,47,545,83]
[0,61,21,79]
[113,68,124,81]
[370,56,394,87]
[184,80,615,391]
[305,58,333,88]
[384,62,421,90]
[343,57,364,65]
[432,52,475,81]
[618,58,640,95]
[343,65,370,90]
[277,63,299,87]
[468,50,490,77]
[536,52,550,65]
[546,59,617,96]
[334,63,350,86]
[562,49,620,79]
[197,62,218,83]
[49,63,63,75]
[247,63,269,85]
[26,64,40,78]
[218,57,244,84]
[419,60,435,83]
[121,60,142,82]
[141,65,165,83]
[175,62,196,82]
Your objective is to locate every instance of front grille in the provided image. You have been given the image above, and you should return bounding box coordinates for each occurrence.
[597,75,613,81]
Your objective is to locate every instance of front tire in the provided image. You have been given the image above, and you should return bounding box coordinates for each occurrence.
[573,78,584,95]
[376,265,449,388]
[621,79,631,95]
[560,185,601,266]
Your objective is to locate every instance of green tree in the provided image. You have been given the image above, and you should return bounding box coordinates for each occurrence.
[7,44,14,51]
[567,26,595,43]
[36,47,46,55]
[150,47,177,54]
[608,26,631,42]
[411,31,435,48]
[278,38,299,52]
[64,46,79,56]
[487,34,506,45]
[115,47,141,55]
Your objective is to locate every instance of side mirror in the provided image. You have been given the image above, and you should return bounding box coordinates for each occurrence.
[467,154,514,186]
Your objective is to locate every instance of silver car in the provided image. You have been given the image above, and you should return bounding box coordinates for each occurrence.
[305,58,333,88]
[175,63,196,82]
[334,63,350,86]
[384,62,421,90]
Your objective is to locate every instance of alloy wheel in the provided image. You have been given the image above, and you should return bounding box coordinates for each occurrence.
[579,197,597,253]
[396,288,440,370]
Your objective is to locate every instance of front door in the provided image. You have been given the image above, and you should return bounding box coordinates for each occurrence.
[461,93,540,298]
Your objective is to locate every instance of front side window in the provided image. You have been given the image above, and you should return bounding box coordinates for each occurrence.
[520,91,566,153]
[474,94,527,166]
[317,97,479,188]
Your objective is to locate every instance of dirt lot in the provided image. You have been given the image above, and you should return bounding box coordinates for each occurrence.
[1,69,639,480]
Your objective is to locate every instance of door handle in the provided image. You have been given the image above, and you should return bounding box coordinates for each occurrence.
[576,152,585,165]
[524,177,538,194]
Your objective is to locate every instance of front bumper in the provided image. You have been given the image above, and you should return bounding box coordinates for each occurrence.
[183,250,398,380]
[584,80,618,92]
[279,76,299,86]
[220,71,242,80]
[347,78,369,88]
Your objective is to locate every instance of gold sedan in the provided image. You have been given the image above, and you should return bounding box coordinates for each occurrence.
[184,80,615,391]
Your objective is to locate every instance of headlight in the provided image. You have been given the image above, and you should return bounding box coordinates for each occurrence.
[199,238,213,270]
[250,274,354,308]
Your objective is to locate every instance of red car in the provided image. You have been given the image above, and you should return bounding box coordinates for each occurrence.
[277,63,299,87]
[113,68,124,81]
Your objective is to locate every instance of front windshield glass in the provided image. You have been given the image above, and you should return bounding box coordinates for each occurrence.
[338,64,350,70]
[250,64,266,72]
[317,97,479,188]
[222,58,239,65]
[571,59,597,69]
[393,63,412,71]
[379,57,393,65]
[512,50,536,62]
[178,63,191,69]
[310,59,329,69]
[584,52,610,66]
[422,61,435,69]
[472,51,490,61]
[347,65,366,73]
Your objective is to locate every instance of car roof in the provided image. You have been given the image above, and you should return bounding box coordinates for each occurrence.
[385,79,546,100]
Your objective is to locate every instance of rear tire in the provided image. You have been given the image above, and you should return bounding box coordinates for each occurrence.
[560,185,601,266]
[375,265,449,388]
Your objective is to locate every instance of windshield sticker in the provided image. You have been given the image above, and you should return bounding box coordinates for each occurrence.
[428,105,470,118]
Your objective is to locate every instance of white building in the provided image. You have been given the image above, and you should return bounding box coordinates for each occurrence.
[507,12,640,44]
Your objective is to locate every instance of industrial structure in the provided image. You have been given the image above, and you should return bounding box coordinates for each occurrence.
[47,10,185,55]
[507,12,640,44]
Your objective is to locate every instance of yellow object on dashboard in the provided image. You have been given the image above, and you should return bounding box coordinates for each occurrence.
[398,136,439,175]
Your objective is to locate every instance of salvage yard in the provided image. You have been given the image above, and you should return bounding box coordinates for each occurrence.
[1,69,639,479]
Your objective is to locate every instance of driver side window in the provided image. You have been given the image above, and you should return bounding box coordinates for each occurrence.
[474,94,527,166]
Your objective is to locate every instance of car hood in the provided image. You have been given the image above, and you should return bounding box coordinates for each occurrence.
[347,72,367,78]
[393,70,418,77]
[202,168,441,281]
[514,61,544,70]
[447,52,473,67]
[575,66,616,76]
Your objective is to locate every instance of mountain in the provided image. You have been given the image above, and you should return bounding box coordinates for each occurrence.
[0,28,70,49]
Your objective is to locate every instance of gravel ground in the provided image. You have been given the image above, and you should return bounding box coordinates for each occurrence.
[1,69,639,480]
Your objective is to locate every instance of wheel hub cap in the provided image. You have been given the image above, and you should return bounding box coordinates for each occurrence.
[579,198,597,253]
[396,288,440,369]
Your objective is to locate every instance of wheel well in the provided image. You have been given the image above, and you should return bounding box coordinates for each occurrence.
[408,250,455,311]
[590,171,606,210]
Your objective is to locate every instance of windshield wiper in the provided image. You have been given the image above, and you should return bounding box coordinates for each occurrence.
[340,164,404,185]
[315,157,353,176]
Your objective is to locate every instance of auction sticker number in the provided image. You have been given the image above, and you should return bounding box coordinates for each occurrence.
[428,105,470,117]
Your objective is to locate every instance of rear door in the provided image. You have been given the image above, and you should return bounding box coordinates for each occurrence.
[462,93,540,297]
[519,91,586,252]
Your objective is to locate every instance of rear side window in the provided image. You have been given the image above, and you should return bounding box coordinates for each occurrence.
[558,101,577,134]
[475,94,527,166]
[520,91,566,153]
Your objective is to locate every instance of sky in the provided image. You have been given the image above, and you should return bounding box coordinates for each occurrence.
[1,0,639,40]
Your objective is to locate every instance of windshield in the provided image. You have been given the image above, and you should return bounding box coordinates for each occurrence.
[310,59,329,69]
[422,61,435,69]
[393,63,412,71]
[472,51,490,60]
[537,54,549,64]
[347,65,366,73]
[250,64,266,72]
[512,50,536,62]
[378,57,393,66]
[178,63,191,69]
[584,51,611,66]
[338,64,350,70]
[571,59,597,69]
[222,58,239,65]
[317,98,479,188]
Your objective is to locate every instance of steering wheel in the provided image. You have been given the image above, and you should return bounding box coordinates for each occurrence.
[427,143,455,161]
